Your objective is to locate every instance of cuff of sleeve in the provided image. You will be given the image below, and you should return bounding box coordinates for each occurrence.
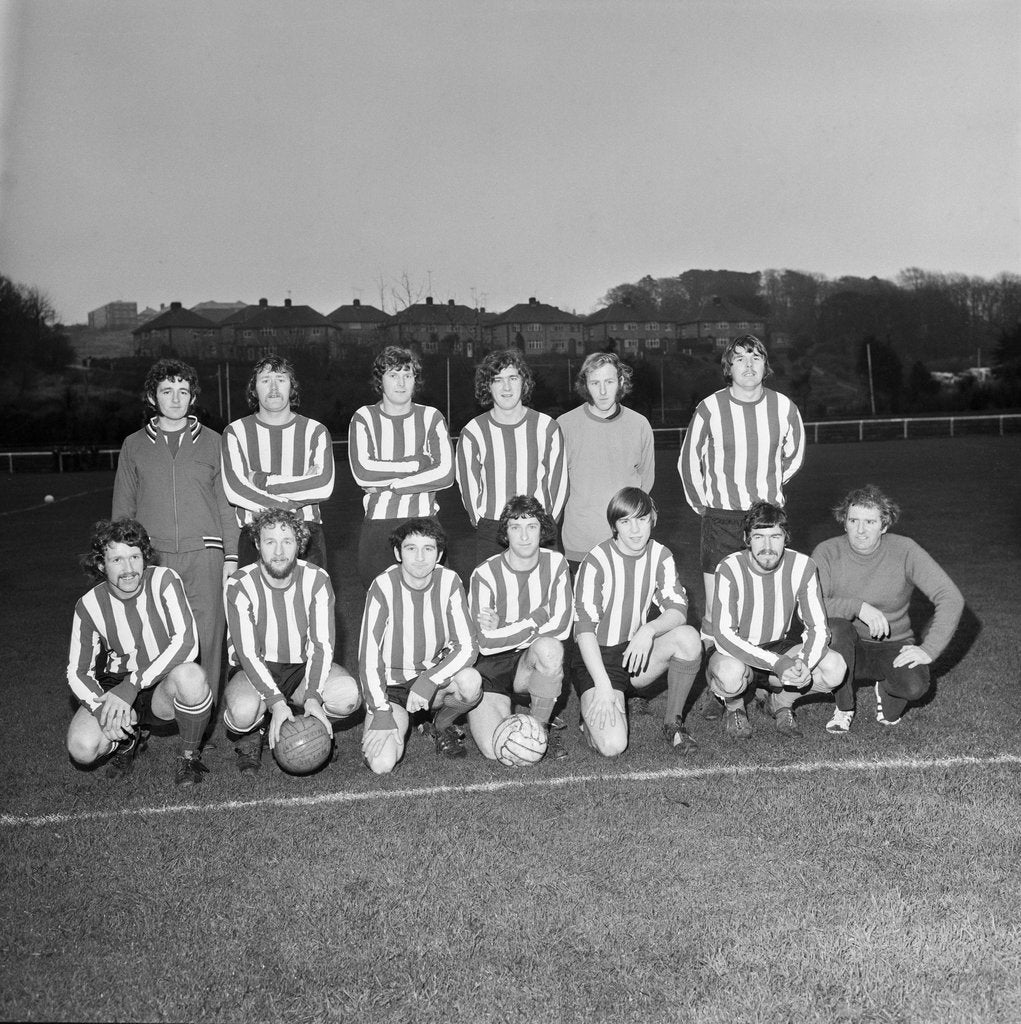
[224,554,238,564]
[369,707,397,731]
[410,677,439,704]
[110,680,138,706]
[772,654,796,677]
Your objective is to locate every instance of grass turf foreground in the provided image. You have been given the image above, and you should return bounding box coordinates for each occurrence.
[2,436,1021,1023]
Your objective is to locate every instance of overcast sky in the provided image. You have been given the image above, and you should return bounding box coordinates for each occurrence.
[0,0,1017,324]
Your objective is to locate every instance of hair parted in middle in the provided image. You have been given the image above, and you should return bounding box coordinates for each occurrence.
[474,349,535,407]
[496,495,558,549]
[742,500,790,546]
[832,484,901,529]
[574,350,634,403]
[372,346,423,397]
[246,353,300,411]
[606,486,658,536]
[247,507,311,555]
[81,517,156,582]
[389,516,446,557]
[143,358,200,409]
[721,334,772,383]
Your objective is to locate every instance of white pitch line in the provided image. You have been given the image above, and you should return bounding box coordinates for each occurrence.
[3,753,1020,829]
[1,486,113,517]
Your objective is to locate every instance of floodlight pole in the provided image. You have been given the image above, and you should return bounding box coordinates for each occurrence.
[866,342,876,416]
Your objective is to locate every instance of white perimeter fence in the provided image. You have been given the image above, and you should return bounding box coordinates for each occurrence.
[3,412,1020,473]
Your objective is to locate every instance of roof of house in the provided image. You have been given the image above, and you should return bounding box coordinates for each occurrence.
[385,296,479,327]
[132,302,217,334]
[328,299,388,324]
[490,297,583,326]
[219,298,333,329]
[586,301,661,325]
[190,301,250,323]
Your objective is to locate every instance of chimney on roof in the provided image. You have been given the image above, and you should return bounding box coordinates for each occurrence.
[353,299,361,307]
[284,298,292,307]
[259,298,268,307]
[170,301,182,310]
[479,307,485,314]
[448,299,455,306]
[426,296,434,305]
[528,297,537,305]
[712,296,721,306]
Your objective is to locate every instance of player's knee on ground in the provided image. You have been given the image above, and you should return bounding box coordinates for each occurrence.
[166,661,209,703]
[66,709,113,765]
[363,735,404,775]
[321,665,361,719]
[709,654,749,699]
[586,717,628,758]
[223,671,265,732]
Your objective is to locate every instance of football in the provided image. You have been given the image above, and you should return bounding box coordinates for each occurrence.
[273,714,333,775]
[492,713,548,767]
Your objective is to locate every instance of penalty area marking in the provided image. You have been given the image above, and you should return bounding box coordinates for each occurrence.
[3,753,1020,829]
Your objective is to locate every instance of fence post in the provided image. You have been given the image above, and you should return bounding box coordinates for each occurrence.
[859,421,863,442]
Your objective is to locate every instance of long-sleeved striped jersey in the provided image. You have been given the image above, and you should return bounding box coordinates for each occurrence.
[712,548,829,673]
[359,565,478,730]
[225,560,335,706]
[469,549,573,656]
[220,414,335,527]
[66,566,198,714]
[455,409,567,525]
[678,388,805,515]
[574,539,688,647]
[347,403,454,520]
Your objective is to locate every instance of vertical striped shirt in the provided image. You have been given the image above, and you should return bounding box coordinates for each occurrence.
[66,566,198,713]
[348,403,455,520]
[455,409,567,525]
[574,539,688,647]
[679,388,805,514]
[712,549,829,672]
[221,414,335,526]
[469,549,573,655]
[225,561,336,705]
[359,565,478,730]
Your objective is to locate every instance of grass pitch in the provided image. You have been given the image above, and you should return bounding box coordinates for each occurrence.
[2,437,1020,1023]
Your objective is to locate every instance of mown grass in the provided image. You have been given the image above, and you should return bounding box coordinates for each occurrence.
[2,436,1020,1022]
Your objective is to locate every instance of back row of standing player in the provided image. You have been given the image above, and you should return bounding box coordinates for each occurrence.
[68,340,962,784]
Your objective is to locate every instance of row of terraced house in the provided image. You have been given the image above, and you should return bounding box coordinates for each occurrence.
[109,293,778,364]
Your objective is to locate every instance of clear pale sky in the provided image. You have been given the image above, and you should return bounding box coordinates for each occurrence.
[0,0,1017,324]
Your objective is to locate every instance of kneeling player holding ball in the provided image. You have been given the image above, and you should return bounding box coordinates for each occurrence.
[574,488,703,757]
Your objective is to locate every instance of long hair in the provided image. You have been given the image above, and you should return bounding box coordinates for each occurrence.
[474,350,535,407]
[742,500,790,546]
[574,351,634,402]
[246,354,300,410]
[143,358,200,409]
[372,346,423,397]
[496,495,558,548]
[606,487,657,536]
[832,485,901,528]
[81,518,155,582]
[722,334,772,383]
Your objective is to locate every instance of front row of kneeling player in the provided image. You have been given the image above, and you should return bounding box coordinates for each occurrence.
[66,481,963,785]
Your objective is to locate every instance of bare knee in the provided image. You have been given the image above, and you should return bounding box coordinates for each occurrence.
[529,637,564,676]
[665,625,702,662]
[223,672,264,732]
[452,668,483,705]
[709,654,748,699]
[168,662,210,704]
[321,666,361,719]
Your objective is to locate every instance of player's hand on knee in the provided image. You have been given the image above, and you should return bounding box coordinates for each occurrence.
[362,726,398,761]
[267,701,294,749]
[622,625,654,675]
[97,692,134,743]
[893,645,931,669]
[588,689,621,732]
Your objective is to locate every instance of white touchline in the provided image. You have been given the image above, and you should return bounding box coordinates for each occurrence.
[4,754,1020,829]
